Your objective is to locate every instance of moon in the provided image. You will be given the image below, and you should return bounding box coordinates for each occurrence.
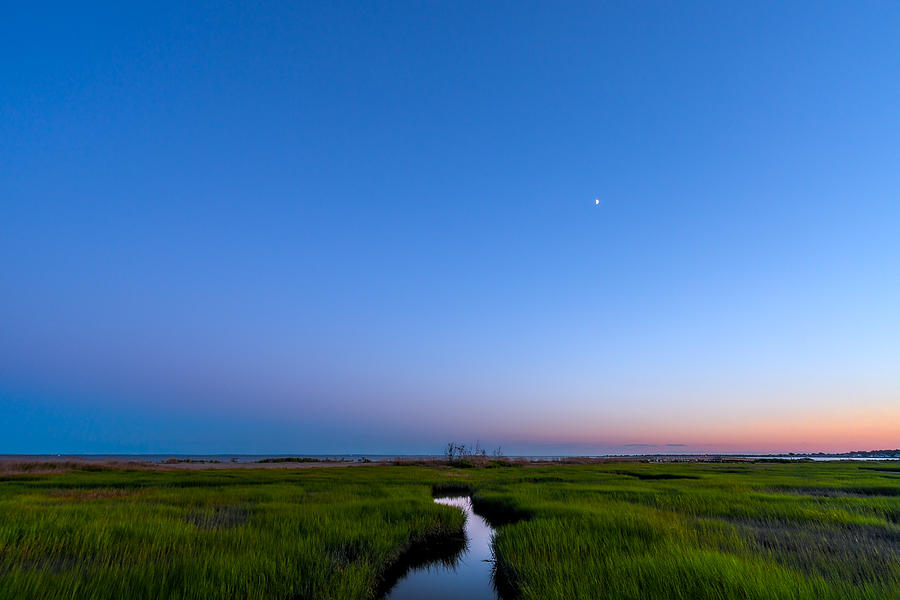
[594,198,600,205]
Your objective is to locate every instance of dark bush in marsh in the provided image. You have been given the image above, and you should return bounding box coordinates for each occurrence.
[487,460,521,468]
[431,482,473,497]
[471,493,531,527]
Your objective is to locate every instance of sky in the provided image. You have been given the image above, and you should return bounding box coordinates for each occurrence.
[2,2,899,455]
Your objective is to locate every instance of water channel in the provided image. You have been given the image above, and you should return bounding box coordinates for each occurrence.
[383,496,499,599]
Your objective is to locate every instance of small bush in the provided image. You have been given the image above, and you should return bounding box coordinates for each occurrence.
[432,482,473,497]
[449,460,475,469]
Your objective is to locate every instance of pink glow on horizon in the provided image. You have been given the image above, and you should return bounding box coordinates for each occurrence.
[498,402,900,454]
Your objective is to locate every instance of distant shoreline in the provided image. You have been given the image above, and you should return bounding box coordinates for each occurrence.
[1,450,898,473]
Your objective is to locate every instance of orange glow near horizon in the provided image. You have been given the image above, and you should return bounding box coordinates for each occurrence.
[501,400,900,454]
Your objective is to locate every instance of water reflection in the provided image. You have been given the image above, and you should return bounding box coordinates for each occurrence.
[384,496,499,600]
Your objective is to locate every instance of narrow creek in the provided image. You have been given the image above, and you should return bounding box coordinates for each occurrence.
[383,496,500,599]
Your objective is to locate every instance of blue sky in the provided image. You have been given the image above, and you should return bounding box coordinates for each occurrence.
[2,2,899,454]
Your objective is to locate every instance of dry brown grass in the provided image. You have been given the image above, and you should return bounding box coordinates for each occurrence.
[49,488,145,501]
[0,460,136,475]
[0,457,374,474]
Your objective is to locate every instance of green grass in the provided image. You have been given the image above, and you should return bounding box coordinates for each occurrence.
[0,467,464,600]
[0,461,897,599]
[478,462,900,600]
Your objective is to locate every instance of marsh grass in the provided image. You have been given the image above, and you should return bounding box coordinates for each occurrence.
[0,461,897,599]
[0,467,465,600]
[483,462,900,599]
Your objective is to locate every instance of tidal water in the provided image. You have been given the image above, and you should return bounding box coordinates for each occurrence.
[384,496,499,600]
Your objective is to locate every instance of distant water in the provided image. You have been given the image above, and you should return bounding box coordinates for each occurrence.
[384,496,499,600]
[742,456,900,461]
[4,454,581,463]
[3,454,412,463]
[5,453,897,463]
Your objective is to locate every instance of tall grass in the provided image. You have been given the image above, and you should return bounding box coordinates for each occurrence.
[0,461,896,599]
[480,462,900,599]
[0,467,464,600]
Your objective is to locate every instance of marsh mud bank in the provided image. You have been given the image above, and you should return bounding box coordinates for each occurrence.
[381,491,524,600]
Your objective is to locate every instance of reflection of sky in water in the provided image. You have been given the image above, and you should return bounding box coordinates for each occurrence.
[385,496,498,600]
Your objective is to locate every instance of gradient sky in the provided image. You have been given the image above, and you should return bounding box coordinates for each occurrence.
[2,2,899,455]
